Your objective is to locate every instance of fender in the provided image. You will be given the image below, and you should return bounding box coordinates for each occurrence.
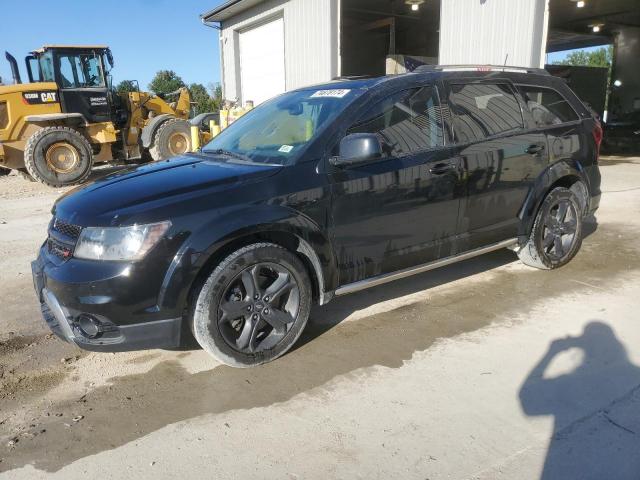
[25,113,86,125]
[190,112,220,128]
[157,204,339,315]
[140,114,173,148]
[517,159,589,238]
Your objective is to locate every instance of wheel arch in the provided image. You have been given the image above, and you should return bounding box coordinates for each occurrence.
[158,209,339,324]
[518,160,590,239]
[189,229,331,306]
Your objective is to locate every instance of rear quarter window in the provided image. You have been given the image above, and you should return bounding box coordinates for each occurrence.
[447,83,523,143]
[518,85,579,128]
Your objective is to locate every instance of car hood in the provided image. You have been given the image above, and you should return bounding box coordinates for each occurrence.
[53,154,282,226]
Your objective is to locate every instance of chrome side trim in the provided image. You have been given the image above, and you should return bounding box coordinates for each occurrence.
[43,288,76,341]
[334,238,518,296]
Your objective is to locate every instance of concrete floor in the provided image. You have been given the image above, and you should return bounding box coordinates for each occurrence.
[0,157,639,479]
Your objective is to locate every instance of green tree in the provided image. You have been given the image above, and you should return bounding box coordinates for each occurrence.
[115,79,138,94]
[188,82,218,115]
[554,45,613,68]
[148,70,186,96]
[553,45,614,110]
[209,83,223,107]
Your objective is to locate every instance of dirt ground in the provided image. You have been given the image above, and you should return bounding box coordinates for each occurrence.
[0,157,639,479]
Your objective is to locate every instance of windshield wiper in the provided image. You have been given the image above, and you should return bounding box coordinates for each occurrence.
[208,148,253,163]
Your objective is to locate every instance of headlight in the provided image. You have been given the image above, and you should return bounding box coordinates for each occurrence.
[74,221,171,261]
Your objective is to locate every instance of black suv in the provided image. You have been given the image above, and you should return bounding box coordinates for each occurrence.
[32,66,602,367]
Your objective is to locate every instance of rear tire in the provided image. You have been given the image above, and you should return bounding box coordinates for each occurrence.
[518,187,583,270]
[0,168,9,176]
[148,118,191,161]
[24,126,93,187]
[192,243,312,368]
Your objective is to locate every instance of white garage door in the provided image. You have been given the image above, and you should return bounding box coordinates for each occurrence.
[239,17,286,105]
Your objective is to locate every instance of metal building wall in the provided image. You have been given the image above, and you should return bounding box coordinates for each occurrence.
[219,0,338,103]
[611,25,640,115]
[439,0,549,68]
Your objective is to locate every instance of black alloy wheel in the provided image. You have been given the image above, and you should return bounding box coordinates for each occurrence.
[192,243,312,367]
[218,262,300,354]
[518,187,583,270]
[540,198,578,261]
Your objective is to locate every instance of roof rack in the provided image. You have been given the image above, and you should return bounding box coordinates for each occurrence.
[331,75,379,81]
[414,64,551,76]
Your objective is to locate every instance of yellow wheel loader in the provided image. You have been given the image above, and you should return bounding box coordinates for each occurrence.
[0,45,204,187]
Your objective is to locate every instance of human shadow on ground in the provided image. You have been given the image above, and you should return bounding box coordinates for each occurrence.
[519,322,640,480]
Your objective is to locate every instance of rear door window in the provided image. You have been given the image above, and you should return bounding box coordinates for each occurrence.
[348,86,444,157]
[447,83,523,143]
[518,85,579,127]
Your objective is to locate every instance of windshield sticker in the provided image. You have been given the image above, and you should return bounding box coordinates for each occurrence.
[278,145,294,153]
[311,89,351,98]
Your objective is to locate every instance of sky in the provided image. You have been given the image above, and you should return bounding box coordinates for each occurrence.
[0,0,226,90]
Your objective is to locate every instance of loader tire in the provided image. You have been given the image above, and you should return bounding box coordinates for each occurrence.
[24,127,93,187]
[148,118,191,161]
[0,168,9,176]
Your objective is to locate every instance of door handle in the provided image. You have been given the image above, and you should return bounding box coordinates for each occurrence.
[429,162,454,175]
[526,144,545,155]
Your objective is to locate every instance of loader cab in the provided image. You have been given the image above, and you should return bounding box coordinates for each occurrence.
[26,45,113,124]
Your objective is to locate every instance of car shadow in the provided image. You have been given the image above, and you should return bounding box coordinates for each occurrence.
[519,321,640,479]
[297,247,518,351]
[297,214,599,351]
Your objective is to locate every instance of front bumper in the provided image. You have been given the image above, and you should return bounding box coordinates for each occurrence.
[31,247,182,352]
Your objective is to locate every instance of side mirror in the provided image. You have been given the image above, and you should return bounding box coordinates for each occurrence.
[331,133,383,167]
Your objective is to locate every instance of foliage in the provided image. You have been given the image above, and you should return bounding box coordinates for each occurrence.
[553,45,613,69]
[115,80,138,94]
[188,83,218,115]
[210,83,223,105]
[553,45,614,111]
[148,70,222,117]
[148,70,186,96]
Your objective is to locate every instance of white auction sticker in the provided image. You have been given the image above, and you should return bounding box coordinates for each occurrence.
[311,89,351,98]
[278,145,294,153]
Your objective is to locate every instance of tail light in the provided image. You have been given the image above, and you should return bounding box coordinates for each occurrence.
[592,120,603,160]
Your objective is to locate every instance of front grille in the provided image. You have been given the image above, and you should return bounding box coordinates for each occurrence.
[52,218,82,239]
[47,217,82,261]
[47,237,74,260]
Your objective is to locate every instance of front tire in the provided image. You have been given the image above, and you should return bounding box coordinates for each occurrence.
[518,187,583,269]
[192,243,312,367]
[23,126,93,187]
[148,118,191,161]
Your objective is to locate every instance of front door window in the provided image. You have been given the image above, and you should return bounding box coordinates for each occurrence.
[56,53,105,88]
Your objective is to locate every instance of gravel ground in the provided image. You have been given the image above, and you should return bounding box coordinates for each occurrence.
[0,156,639,479]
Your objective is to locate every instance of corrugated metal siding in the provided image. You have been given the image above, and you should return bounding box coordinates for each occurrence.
[439,0,549,68]
[219,0,336,102]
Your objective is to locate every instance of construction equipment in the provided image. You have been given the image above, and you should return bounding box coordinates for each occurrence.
[0,45,209,186]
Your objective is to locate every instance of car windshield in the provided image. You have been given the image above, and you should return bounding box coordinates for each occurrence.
[202,88,362,165]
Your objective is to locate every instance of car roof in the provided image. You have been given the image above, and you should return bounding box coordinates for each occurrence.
[294,66,556,94]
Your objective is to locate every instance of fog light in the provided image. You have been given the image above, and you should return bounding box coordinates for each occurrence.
[76,314,102,339]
